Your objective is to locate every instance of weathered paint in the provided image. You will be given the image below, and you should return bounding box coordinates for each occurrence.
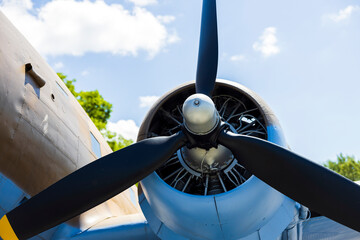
[0,10,144,238]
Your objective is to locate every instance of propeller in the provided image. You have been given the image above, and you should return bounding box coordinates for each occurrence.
[218,130,360,232]
[0,1,219,239]
[0,132,186,239]
[1,0,360,239]
[195,0,218,97]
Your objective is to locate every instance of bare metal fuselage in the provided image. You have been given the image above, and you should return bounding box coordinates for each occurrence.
[0,11,139,231]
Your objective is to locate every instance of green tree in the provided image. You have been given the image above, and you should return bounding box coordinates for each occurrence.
[77,90,112,131]
[324,154,360,181]
[57,73,112,130]
[103,130,133,151]
[57,73,77,97]
[57,73,133,151]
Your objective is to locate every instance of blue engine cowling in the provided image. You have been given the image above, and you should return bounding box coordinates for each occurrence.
[138,80,300,240]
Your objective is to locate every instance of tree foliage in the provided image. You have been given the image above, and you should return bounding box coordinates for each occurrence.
[77,90,112,131]
[57,73,77,97]
[324,154,360,181]
[57,73,112,130]
[103,130,133,151]
[57,73,132,151]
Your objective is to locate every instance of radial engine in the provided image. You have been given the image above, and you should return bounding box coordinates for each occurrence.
[138,79,307,240]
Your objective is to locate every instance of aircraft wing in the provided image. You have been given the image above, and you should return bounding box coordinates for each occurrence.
[302,181,360,240]
[302,216,360,240]
[54,214,159,240]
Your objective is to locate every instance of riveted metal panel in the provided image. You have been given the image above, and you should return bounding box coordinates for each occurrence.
[140,173,223,240]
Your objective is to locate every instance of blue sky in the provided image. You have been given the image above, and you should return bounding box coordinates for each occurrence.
[1,0,360,164]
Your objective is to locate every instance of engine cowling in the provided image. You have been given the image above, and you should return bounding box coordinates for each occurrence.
[138,79,299,240]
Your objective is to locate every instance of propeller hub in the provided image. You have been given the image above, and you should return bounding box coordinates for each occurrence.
[179,145,234,174]
[182,94,219,135]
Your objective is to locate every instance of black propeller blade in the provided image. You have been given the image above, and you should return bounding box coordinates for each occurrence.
[2,132,186,240]
[0,1,220,238]
[195,0,218,97]
[218,130,360,232]
[2,0,359,239]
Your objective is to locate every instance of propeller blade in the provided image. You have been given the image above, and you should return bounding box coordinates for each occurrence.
[218,130,360,232]
[195,0,218,97]
[1,131,186,240]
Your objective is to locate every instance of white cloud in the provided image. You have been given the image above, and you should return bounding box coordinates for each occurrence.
[81,70,89,76]
[53,61,64,69]
[253,27,280,57]
[107,120,139,141]
[1,0,33,10]
[128,0,157,7]
[167,31,180,44]
[230,54,245,61]
[0,0,178,57]
[157,15,176,24]
[325,5,359,23]
[139,95,159,108]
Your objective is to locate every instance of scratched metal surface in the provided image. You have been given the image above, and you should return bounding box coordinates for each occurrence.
[0,10,142,234]
[303,216,360,240]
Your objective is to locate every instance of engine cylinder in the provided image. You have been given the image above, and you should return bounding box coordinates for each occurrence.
[138,79,296,240]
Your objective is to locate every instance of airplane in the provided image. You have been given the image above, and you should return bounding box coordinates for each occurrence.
[0,0,360,239]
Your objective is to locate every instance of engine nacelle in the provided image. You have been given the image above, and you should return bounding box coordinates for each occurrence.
[138,80,299,240]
